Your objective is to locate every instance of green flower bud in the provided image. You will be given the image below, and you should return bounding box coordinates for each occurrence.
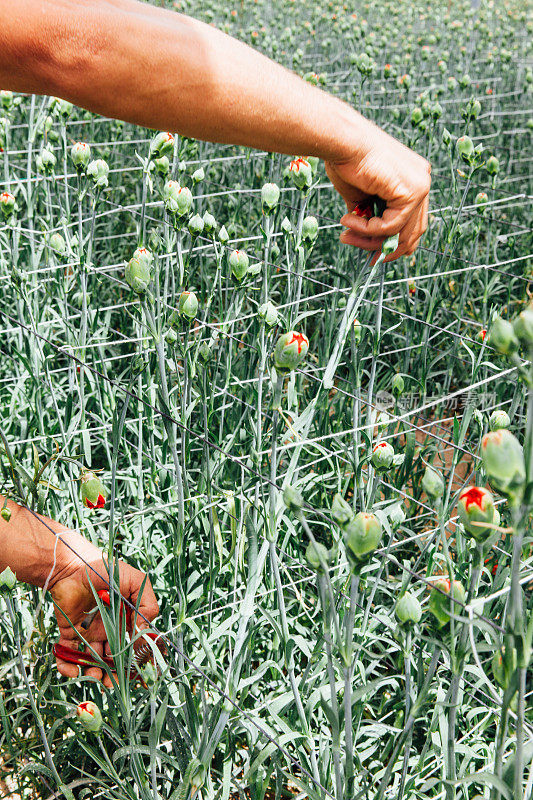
[0,90,13,110]
[0,507,11,522]
[411,106,423,126]
[48,232,67,256]
[163,179,180,202]
[188,213,204,237]
[331,492,353,527]
[203,212,217,233]
[70,142,91,172]
[489,409,510,431]
[301,215,318,242]
[80,470,107,510]
[475,191,488,212]
[273,330,309,371]
[395,591,422,626]
[192,167,205,184]
[489,315,518,355]
[0,566,16,591]
[344,512,382,562]
[429,578,466,627]
[36,147,57,175]
[228,249,250,281]
[492,645,517,690]
[261,182,280,212]
[456,135,474,162]
[485,155,499,175]
[281,216,293,235]
[283,485,304,511]
[422,466,444,500]
[288,157,313,190]
[258,301,279,327]
[382,233,399,255]
[125,247,153,294]
[392,373,404,397]
[178,290,198,319]
[218,225,229,244]
[154,156,170,176]
[457,486,497,542]
[76,701,103,734]
[0,191,16,218]
[149,131,175,160]
[174,186,193,217]
[371,441,394,472]
[513,305,533,346]
[305,540,330,571]
[442,127,452,146]
[353,318,362,344]
[141,660,158,688]
[52,97,73,118]
[87,159,109,188]
[481,429,525,504]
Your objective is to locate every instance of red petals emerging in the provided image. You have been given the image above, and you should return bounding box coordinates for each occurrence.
[84,494,106,510]
[459,485,487,510]
[287,331,309,353]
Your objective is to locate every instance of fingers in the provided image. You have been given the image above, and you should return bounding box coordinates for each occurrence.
[341,204,413,239]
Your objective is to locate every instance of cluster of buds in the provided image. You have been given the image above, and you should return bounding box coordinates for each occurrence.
[481,429,525,506]
[273,330,309,372]
[163,181,193,219]
[70,142,91,172]
[457,485,499,543]
[125,246,153,294]
[87,159,110,189]
[258,301,279,328]
[429,577,466,628]
[80,470,107,510]
[331,493,382,569]
[36,147,57,176]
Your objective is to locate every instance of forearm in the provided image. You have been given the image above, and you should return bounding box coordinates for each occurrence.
[0,496,98,588]
[0,0,380,163]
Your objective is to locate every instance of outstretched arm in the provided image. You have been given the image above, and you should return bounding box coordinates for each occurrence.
[0,0,430,260]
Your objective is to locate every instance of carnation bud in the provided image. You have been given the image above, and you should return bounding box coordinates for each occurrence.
[283,486,304,511]
[261,182,280,212]
[188,213,204,237]
[228,249,250,282]
[481,429,525,504]
[392,373,404,397]
[174,186,193,217]
[203,212,217,233]
[353,318,362,344]
[485,155,499,175]
[475,191,488,212]
[76,701,103,734]
[192,167,205,184]
[457,485,497,542]
[288,157,313,190]
[411,107,423,126]
[80,470,107,509]
[48,232,67,256]
[281,216,293,235]
[149,131,175,160]
[513,305,533,346]
[301,215,318,242]
[163,180,180,202]
[273,330,309,371]
[258,301,279,327]
[429,578,466,627]
[0,90,13,110]
[70,142,91,172]
[153,156,170,176]
[344,512,382,563]
[489,315,518,355]
[331,493,353,527]
[422,466,444,500]
[218,225,229,244]
[395,591,422,626]
[36,147,57,175]
[178,290,198,319]
[140,661,158,688]
[382,233,399,256]
[0,566,16,591]
[125,247,153,294]
[489,409,510,431]
[0,506,11,522]
[87,159,109,188]
[442,127,452,146]
[305,541,330,571]
[491,645,517,690]
[456,135,474,162]
[371,441,394,472]
[53,97,73,119]
[0,191,16,218]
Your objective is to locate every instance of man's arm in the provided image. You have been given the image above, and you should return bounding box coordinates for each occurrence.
[0,0,430,260]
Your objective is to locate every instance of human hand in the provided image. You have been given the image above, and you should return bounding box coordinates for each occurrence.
[326,127,431,262]
[49,536,159,687]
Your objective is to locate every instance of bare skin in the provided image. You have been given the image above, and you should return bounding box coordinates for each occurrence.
[0,0,431,683]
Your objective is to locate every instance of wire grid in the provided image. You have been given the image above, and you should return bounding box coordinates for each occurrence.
[0,12,531,800]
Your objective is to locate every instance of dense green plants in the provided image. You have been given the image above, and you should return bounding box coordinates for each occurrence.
[0,0,532,798]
